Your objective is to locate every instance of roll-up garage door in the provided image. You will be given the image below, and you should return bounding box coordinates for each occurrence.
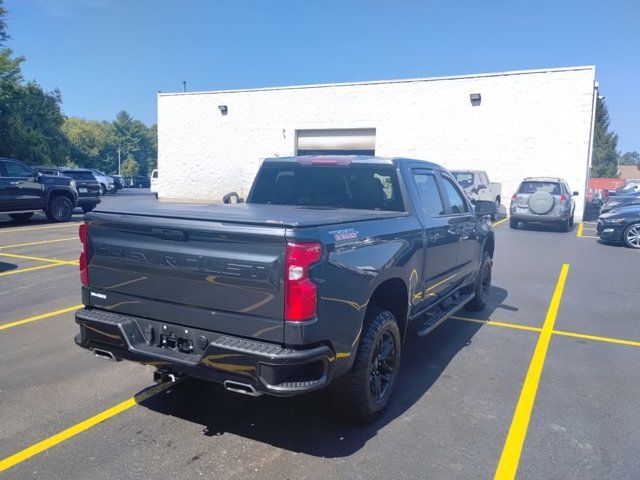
[296,128,376,156]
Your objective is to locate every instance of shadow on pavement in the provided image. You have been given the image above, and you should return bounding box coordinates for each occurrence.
[0,261,18,273]
[138,286,509,457]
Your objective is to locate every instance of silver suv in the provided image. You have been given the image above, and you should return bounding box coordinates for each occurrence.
[510,177,578,231]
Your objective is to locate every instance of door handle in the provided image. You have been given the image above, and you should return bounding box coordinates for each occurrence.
[9,181,20,185]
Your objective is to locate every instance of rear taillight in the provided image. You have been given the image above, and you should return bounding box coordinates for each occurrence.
[560,193,567,203]
[284,242,322,322]
[511,193,519,202]
[79,223,89,287]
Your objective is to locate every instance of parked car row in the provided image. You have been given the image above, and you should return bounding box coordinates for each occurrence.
[1,157,158,224]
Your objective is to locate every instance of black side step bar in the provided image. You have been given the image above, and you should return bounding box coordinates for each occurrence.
[413,292,475,337]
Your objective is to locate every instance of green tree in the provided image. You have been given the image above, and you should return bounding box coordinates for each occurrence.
[120,156,140,176]
[591,97,620,178]
[63,117,113,170]
[0,3,68,165]
[619,151,639,166]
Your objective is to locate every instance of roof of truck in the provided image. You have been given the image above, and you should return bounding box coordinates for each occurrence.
[263,155,439,168]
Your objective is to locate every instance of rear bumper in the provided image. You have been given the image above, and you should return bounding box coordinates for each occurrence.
[74,307,335,396]
[77,196,101,207]
[510,212,570,223]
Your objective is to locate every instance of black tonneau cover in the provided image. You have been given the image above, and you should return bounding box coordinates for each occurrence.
[93,202,408,228]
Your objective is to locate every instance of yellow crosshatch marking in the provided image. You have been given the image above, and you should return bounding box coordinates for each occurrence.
[0,252,78,265]
[0,236,78,250]
[0,222,82,234]
[0,305,83,331]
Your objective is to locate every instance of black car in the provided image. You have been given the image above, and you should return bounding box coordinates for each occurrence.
[59,168,101,213]
[0,157,78,222]
[597,204,640,249]
[132,175,150,188]
[599,192,640,215]
[111,175,125,191]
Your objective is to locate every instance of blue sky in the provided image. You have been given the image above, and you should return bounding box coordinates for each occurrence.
[5,0,640,152]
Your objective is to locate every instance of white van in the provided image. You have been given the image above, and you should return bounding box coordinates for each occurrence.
[150,169,159,198]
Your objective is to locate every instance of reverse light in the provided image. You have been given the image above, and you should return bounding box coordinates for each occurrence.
[285,242,322,322]
[79,223,90,287]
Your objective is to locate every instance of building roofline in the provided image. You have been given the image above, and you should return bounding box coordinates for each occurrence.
[158,65,596,98]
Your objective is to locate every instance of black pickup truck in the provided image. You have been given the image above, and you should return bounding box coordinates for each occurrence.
[1,157,78,222]
[74,156,495,421]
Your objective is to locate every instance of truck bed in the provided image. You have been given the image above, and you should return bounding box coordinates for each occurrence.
[93,202,407,228]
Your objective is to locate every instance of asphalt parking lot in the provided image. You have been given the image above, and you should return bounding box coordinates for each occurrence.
[1,193,639,480]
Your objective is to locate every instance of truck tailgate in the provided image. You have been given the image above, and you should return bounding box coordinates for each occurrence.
[84,212,286,342]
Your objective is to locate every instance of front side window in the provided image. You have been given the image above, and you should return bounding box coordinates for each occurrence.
[412,171,445,217]
[4,161,35,177]
[441,176,470,214]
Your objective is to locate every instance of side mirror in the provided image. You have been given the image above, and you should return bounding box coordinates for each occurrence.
[222,192,244,204]
[476,184,488,191]
[34,172,43,181]
[572,191,579,196]
[474,200,496,217]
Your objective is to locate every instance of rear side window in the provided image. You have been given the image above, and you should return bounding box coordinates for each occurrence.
[61,171,95,181]
[250,164,405,211]
[441,176,470,214]
[518,181,561,195]
[412,171,445,216]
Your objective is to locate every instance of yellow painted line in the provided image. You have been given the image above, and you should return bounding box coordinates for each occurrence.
[492,218,508,227]
[553,329,640,348]
[452,316,640,349]
[0,263,71,277]
[576,222,584,237]
[494,263,569,480]
[0,304,83,331]
[0,236,77,250]
[580,234,600,239]
[451,315,542,333]
[0,222,82,233]
[0,252,78,265]
[0,381,173,473]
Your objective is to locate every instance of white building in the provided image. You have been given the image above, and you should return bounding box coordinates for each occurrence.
[157,65,597,220]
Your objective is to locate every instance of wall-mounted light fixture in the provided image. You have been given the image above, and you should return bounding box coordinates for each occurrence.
[470,93,481,106]
[218,105,228,115]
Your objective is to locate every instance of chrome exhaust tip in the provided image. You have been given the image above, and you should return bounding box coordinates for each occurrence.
[223,380,262,397]
[92,348,120,362]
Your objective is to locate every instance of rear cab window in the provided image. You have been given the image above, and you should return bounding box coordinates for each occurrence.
[451,172,474,189]
[518,181,561,195]
[250,163,405,212]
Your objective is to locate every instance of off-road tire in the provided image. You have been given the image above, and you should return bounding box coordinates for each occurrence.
[331,308,401,423]
[561,215,571,232]
[9,212,34,222]
[45,195,73,222]
[466,251,492,311]
[509,218,518,229]
[100,184,107,196]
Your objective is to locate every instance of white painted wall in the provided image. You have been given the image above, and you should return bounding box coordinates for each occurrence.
[157,66,596,220]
